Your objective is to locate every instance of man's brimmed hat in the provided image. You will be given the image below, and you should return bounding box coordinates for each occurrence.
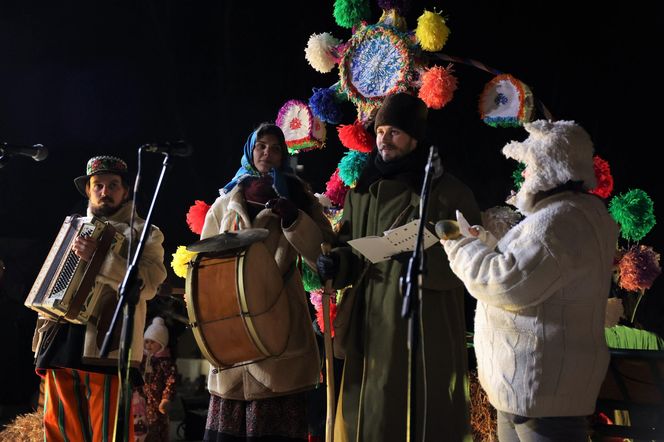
[74,155,129,196]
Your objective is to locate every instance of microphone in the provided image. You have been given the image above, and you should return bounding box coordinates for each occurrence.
[141,140,193,158]
[429,145,443,179]
[0,143,48,161]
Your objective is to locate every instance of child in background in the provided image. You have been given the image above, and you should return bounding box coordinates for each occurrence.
[141,316,177,442]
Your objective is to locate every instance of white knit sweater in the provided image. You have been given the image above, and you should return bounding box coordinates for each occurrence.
[443,191,618,417]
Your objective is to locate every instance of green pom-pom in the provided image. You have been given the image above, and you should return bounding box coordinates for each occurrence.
[338,150,369,187]
[511,162,525,190]
[333,0,371,29]
[609,188,656,242]
[302,263,323,292]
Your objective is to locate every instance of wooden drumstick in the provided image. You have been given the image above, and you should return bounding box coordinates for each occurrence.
[320,242,336,442]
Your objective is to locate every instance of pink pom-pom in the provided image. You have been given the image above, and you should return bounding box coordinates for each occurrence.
[325,169,349,207]
[186,200,211,235]
[418,65,458,109]
[309,288,324,309]
[337,120,375,152]
[618,245,661,292]
[588,155,614,199]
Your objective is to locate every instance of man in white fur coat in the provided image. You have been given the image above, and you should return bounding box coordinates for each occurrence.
[441,120,618,441]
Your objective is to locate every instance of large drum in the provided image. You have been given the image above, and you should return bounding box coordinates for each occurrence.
[185,241,290,369]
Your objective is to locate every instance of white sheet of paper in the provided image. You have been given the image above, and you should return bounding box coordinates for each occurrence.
[347,220,439,263]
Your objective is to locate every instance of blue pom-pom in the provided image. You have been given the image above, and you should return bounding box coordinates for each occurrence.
[309,87,343,125]
[338,150,369,187]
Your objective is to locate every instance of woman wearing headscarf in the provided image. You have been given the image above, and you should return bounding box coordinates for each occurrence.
[201,122,334,441]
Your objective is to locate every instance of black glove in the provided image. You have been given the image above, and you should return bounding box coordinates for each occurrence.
[266,198,299,227]
[316,251,340,282]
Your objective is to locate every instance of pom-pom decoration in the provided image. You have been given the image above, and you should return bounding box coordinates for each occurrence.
[415,10,450,52]
[333,0,371,29]
[337,119,375,152]
[479,74,534,128]
[338,150,370,187]
[276,99,326,154]
[418,65,458,109]
[186,200,211,235]
[301,262,323,292]
[588,155,614,199]
[171,246,197,279]
[309,87,343,124]
[617,245,661,292]
[325,168,349,207]
[609,189,656,242]
[511,162,526,190]
[338,24,414,121]
[305,32,342,74]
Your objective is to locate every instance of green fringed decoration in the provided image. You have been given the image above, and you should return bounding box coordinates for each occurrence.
[605,325,664,350]
[333,0,371,29]
[302,262,323,292]
[511,162,525,190]
[338,150,369,187]
[609,188,656,242]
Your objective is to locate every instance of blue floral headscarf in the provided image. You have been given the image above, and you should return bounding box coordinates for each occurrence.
[221,126,293,197]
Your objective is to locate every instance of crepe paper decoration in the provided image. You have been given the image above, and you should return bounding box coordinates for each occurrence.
[377,0,411,15]
[276,99,326,153]
[338,150,370,187]
[588,155,614,199]
[171,246,197,279]
[309,87,344,124]
[337,119,375,152]
[301,262,323,292]
[479,74,534,128]
[617,245,661,293]
[415,10,450,52]
[338,23,414,121]
[609,189,656,242]
[333,0,371,29]
[316,301,338,337]
[325,168,349,207]
[418,65,457,109]
[511,162,526,190]
[305,32,342,73]
[186,200,211,235]
[605,325,664,350]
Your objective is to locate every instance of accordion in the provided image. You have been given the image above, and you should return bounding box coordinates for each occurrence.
[24,214,125,324]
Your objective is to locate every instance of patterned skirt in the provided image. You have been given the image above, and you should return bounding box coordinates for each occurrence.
[203,392,308,441]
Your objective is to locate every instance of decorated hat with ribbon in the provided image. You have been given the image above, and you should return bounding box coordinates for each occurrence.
[74,155,129,196]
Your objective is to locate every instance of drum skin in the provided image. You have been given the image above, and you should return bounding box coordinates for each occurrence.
[186,241,290,368]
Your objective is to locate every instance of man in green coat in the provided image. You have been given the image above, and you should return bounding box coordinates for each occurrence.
[317,92,480,442]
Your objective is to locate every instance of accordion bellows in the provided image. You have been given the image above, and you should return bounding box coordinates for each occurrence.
[25,215,124,324]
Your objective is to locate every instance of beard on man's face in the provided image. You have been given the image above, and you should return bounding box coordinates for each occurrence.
[89,198,125,217]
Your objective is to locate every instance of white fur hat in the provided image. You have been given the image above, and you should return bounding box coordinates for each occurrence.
[144,316,169,349]
[502,120,596,194]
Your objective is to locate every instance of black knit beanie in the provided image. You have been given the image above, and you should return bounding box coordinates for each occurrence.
[374,92,428,141]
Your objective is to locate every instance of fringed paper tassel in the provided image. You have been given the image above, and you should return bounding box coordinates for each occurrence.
[171,246,197,279]
[325,168,349,207]
[186,200,211,235]
[337,119,374,152]
[588,155,613,199]
[302,262,323,292]
[310,288,338,337]
[309,87,343,124]
[305,32,342,73]
[418,65,458,109]
[415,10,450,52]
[338,150,369,187]
[333,0,371,29]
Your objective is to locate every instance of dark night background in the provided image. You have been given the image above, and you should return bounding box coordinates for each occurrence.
[1,0,662,424]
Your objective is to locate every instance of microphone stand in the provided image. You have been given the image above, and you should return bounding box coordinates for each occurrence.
[400,145,437,442]
[100,151,172,442]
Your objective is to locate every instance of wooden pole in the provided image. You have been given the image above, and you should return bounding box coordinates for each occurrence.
[320,243,336,442]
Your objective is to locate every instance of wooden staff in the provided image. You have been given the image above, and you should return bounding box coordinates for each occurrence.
[320,243,336,442]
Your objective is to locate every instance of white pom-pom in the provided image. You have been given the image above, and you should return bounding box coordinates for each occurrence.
[305,32,341,73]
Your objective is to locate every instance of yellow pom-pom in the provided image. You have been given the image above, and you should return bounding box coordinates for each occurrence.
[415,10,450,52]
[171,246,197,279]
